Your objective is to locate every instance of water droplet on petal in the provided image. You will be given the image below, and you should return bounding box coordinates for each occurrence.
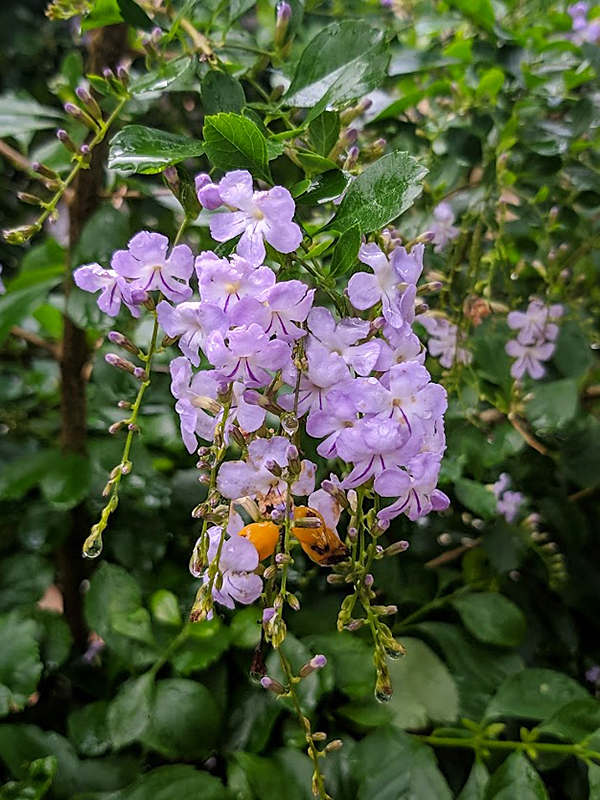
[281,413,299,435]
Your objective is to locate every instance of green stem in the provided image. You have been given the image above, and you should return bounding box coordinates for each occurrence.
[278,650,330,800]
[418,734,600,763]
[149,622,192,678]
[393,586,470,633]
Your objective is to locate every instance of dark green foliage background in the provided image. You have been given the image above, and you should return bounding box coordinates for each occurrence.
[1,0,600,798]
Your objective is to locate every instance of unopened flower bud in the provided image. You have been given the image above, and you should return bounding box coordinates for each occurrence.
[347,526,358,542]
[321,479,350,508]
[105,353,136,373]
[133,367,149,381]
[345,618,365,631]
[286,444,301,474]
[117,64,129,87]
[274,1,291,47]
[326,573,345,584]
[265,459,283,477]
[32,161,59,180]
[364,573,374,588]
[383,540,410,557]
[261,675,286,694]
[75,85,102,120]
[56,129,77,153]
[275,552,290,565]
[324,739,343,753]
[198,472,211,485]
[287,593,301,611]
[343,146,359,170]
[299,654,327,677]
[108,330,141,355]
[271,507,285,523]
[311,731,327,741]
[262,606,276,623]
[108,420,126,434]
[263,564,277,580]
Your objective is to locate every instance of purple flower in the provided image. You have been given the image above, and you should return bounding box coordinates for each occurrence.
[379,362,448,436]
[492,473,511,499]
[375,322,425,371]
[73,264,140,317]
[431,202,459,253]
[507,300,562,346]
[505,338,555,380]
[496,490,524,524]
[206,323,291,386]
[347,242,423,328]
[195,173,222,210]
[375,453,449,522]
[170,358,223,452]
[217,436,315,500]
[195,251,275,315]
[207,170,303,265]
[112,231,193,303]
[157,300,228,366]
[307,307,381,376]
[230,280,315,340]
[419,315,472,369]
[279,339,349,416]
[203,526,262,609]
[337,417,419,488]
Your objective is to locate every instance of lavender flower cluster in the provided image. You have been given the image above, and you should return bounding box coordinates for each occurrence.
[74,169,450,612]
[505,299,563,380]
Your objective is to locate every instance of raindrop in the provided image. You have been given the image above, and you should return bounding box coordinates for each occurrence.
[281,413,299,435]
[83,531,103,559]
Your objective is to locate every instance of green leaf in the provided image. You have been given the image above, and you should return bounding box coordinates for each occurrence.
[417,623,524,720]
[0,756,56,800]
[129,56,195,96]
[308,111,340,157]
[476,68,505,103]
[485,668,589,722]
[72,203,130,267]
[140,679,221,760]
[457,761,489,800]
[114,765,228,800]
[538,699,600,744]
[303,633,373,700]
[0,612,43,717]
[447,0,495,31]
[149,590,182,627]
[329,224,360,278]
[67,702,111,757]
[294,150,339,176]
[0,94,63,138]
[386,637,460,729]
[0,281,60,347]
[85,563,158,669]
[354,727,453,800]
[171,619,231,675]
[108,672,154,749]
[0,555,53,613]
[331,151,427,233]
[40,452,91,510]
[283,21,390,123]
[108,125,205,174]
[203,113,270,182]
[116,0,154,29]
[589,762,600,799]
[452,593,527,649]
[201,71,245,115]
[0,450,58,501]
[454,479,497,520]
[553,320,593,379]
[33,611,73,673]
[296,170,350,205]
[483,753,548,800]
[229,0,255,23]
[81,0,122,31]
[525,379,579,432]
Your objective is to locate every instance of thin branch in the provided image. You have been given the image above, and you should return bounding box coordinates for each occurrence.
[507,413,550,457]
[425,538,481,569]
[10,326,60,358]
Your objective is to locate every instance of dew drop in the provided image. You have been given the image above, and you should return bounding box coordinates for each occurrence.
[83,531,103,559]
[375,688,394,703]
[281,413,299,435]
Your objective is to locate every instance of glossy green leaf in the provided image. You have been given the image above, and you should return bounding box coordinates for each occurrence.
[0,555,53,613]
[229,0,255,23]
[308,111,340,157]
[476,68,505,103]
[0,613,43,717]
[149,590,182,627]
[0,281,61,347]
[108,673,154,749]
[329,224,360,278]
[108,125,204,174]
[589,762,600,799]
[201,71,245,115]
[452,593,527,648]
[81,0,122,31]
[129,56,195,96]
[203,112,270,182]
[485,668,589,722]
[296,170,350,205]
[0,94,63,138]
[0,756,56,800]
[331,151,427,233]
[67,701,110,758]
[283,21,390,123]
[115,765,228,800]
[354,727,453,800]
[170,619,231,675]
[386,637,460,729]
[538,699,600,743]
[140,679,221,760]
[457,761,490,800]
[0,450,59,502]
[116,0,154,29]
[454,478,497,519]
[525,379,579,432]
[40,452,91,510]
[294,150,338,176]
[483,753,549,800]
[448,0,495,31]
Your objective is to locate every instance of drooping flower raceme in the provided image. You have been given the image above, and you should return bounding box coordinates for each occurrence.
[430,202,459,253]
[83,168,450,619]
